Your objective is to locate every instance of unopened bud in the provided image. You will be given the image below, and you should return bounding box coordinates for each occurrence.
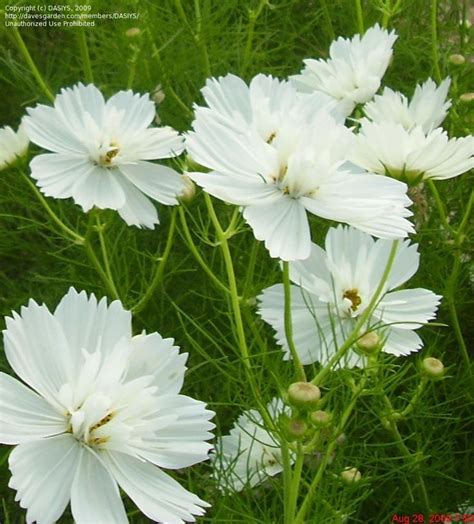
[449,53,465,65]
[287,382,321,410]
[459,92,474,104]
[421,357,445,379]
[356,331,381,355]
[282,417,308,441]
[151,84,166,105]
[179,175,196,203]
[125,27,141,38]
[310,410,332,427]
[340,467,362,483]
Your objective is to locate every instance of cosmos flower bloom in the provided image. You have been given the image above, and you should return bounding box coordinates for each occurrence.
[0,288,214,524]
[186,74,413,261]
[362,78,451,132]
[291,24,397,116]
[212,398,290,492]
[351,120,474,184]
[0,123,29,170]
[23,83,186,228]
[258,226,441,367]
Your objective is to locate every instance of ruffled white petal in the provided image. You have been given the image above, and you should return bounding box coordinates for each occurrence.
[0,124,29,169]
[375,288,441,329]
[8,434,80,524]
[127,332,187,395]
[54,287,131,361]
[383,327,424,356]
[71,448,127,524]
[243,197,311,261]
[102,451,210,524]
[3,300,71,409]
[0,372,66,444]
[106,89,155,136]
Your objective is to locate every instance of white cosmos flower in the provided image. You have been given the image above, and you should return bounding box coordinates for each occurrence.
[363,78,451,132]
[351,120,474,183]
[291,24,397,116]
[258,226,441,367]
[212,398,290,492]
[186,74,413,261]
[0,288,215,524]
[0,123,29,170]
[23,83,186,228]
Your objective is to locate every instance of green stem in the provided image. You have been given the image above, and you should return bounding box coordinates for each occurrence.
[283,261,307,382]
[426,180,456,235]
[204,193,275,430]
[94,215,119,298]
[241,0,267,75]
[77,28,94,83]
[382,394,431,514]
[396,378,428,419]
[286,443,304,523]
[355,0,364,34]
[281,440,293,524]
[320,0,335,40]
[178,207,230,295]
[430,0,442,82]
[21,172,84,244]
[11,27,54,102]
[132,208,177,314]
[83,214,119,300]
[294,376,368,523]
[312,240,400,386]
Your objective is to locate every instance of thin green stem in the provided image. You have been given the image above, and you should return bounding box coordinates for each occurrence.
[132,209,177,314]
[286,442,304,523]
[382,394,431,514]
[241,0,267,75]
[283,261,306,382]
[397,378,428,419]
[355,0,364,34]
[430,0,442,82]
[77,28,94,83]
[426,180,456,235]
[21,172,84,244]
[312,241,400,386]
[294,376,368,523]
[281,440,293,524]
[11,27,54,102]
[178,207,230,295]
[94,215,119,299]
[320,0,335,40]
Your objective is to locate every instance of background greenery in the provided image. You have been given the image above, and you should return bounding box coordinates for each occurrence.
[0,0,473,522]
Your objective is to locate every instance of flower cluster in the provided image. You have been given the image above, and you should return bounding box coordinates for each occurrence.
[1,17,471,521]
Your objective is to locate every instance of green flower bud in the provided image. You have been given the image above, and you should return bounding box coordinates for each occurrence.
[281,416,308,441]
[310,410,332,427]
[449,53,465,65]
[356,331,381,355]
[460,92,474,104]
[340,467,362,483]
[179,175,196,203]
[125,27,141,38]
[421,357,445,379]
[287,382,321,410]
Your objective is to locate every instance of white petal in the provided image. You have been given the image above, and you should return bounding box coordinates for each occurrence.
[0,372,66,444]
[29,153,95,200]
[126,127,184,159]
[70,166,127,211]
[71,448,127,524]
[258,284,337,365]
[116,175,159,228]
[383,327,423,356]
[54,287,131,361]
[134,395,214,469]
[375,288,441,328]
[3,301,71,409]
[119,161,185,205]
[9,434,80,524]
[23,105,86,155]
[102,451,210,524]
[106,89,155,135]
[188,171,282,206]
[127,333,187,395]
[243,198,311,261]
